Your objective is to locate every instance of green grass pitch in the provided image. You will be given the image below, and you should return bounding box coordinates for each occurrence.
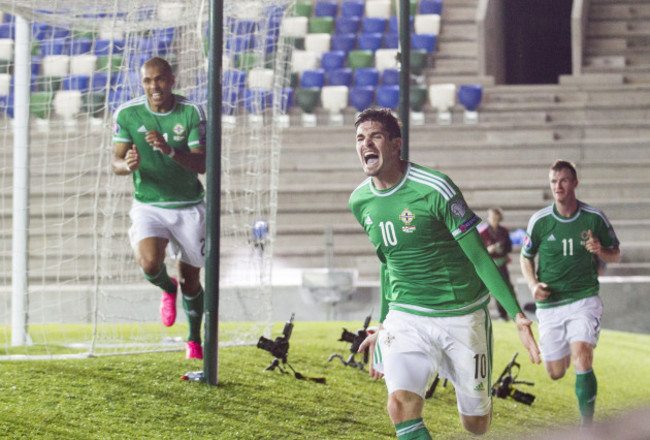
[0,321,648,439]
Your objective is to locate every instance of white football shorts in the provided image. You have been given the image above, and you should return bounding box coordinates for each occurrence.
[128,200,206,268]
[537,296,602,362]
[373,308,493,416]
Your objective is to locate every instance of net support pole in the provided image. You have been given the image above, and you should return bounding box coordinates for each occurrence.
[11,15,31,347]
[204,0,223,386]
[398,0,410,161]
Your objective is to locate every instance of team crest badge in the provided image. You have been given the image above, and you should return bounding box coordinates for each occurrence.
[399,209,416,233]
[384,332,395,347]
[173,123,185,135]
[523,235,532,250]
[451,199,467,218]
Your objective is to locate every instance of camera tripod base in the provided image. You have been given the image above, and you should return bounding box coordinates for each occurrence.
[327,352,367,371]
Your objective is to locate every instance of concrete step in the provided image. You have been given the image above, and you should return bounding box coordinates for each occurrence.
[588,20,650,37]
[441,6,476,23]
[590,3,650,20]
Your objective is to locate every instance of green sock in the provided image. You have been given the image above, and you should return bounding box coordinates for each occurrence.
[182,287,204,343]
[395,418,432,440]
[142,265,177,294]
[575,369,597,426]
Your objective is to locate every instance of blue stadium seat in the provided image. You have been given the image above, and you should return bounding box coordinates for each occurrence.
[335,16,361,35]
[244,88,273,114]
[341,1,364,17]
[226,35,252,53]
[233,19,257,35]
[222,87,239,116]
[419,0,443,15]
[277,87,294,112]
[458,84,483,111]
[389,16,413,34]
[94,39,125,56]
[381,68,399,85]
[223,69,247,92]
[0,23,14,39]
[71,38,93,55]
[32,22,51,40]
[330,33,356,53]
[301,69,326,88]
[411,34,436,52]
[136,36,169,54]
[90,72,114,92]
[62,74,90,93]
[51,27,70,39]
[0,93,14,118]
[321,51,346,72]
[314,1,338,17]
[362,17,387,34]
[152,28,175,52]
[328,67,352,87]
[354,67,379,87]
[376,85,399,110]
[349,86,374,112]
[357,33,383,52]
[383,33,398,49]
[40,38,69,56]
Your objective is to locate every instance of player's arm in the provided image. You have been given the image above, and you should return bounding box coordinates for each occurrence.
[585,230,621,263]
[458,229,541,363]
[112,142,138,175]
[145,131,207,174]
[520,254,551,301]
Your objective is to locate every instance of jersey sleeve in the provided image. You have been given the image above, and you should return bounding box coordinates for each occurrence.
[521,218,539,259]
[187,103,207,148]
[595,212,620,250]
[433,174,481,240]
[112,107,133,144]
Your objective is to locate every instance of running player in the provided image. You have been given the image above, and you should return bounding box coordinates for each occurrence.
[112,57,207,360]
[520,159,621,427]
[351,108,540,439]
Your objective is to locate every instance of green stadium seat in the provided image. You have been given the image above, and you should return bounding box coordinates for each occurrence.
[30,91,53,119]
[347,50,373,69]
[409,86,428,112]
[295,87,320,114]
[410,50,428,75]
[292,1,313,18]
[97,54,123,73]
[309,16,334,34]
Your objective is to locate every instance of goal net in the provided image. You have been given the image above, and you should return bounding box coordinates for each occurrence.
[0,0,295,359]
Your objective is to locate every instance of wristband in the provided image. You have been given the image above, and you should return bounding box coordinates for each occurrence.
[168,148,176,158]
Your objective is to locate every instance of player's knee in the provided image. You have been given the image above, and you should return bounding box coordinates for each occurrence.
[386,391,422,423]
[138,258,162,276]
[460,414,490,435]
[547,368,566,380]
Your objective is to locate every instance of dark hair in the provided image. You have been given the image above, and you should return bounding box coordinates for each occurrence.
[550,159,577,180]
[142,57,173,77]
[354,107,402,139]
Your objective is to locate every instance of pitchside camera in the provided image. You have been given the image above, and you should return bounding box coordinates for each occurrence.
[328,313,373,370]
[492,352,536,405]
[257,313,294,365]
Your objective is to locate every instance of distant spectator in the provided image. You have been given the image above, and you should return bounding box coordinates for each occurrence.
[479,207,513,321]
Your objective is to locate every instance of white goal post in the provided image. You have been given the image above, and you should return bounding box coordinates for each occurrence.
[0,0,295,359]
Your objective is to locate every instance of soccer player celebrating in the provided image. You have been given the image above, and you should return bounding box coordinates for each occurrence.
[351,108,540,439]
[520,160,621,427]
[111,57,207,360]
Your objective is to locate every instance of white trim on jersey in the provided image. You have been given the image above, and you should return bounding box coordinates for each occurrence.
[391,293,491,315]
[407,166,456,201]
[526,205,554,234]
[579,201,613,228]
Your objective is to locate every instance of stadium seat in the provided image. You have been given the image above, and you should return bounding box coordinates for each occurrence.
[309,17,334,34]
[361,17,387,34]
[375,49,398,72]
[295,87,320,126]
[349,86,374,112]
[458,84,483,124]
[223,69,247,93]
[376,85,399,110]
[414,14,441,35]
[281,17,308,38]
[357,33,383,52]
[300,69,326,88]
[41,38,70,56]
[0,72,10,95]
[365,0,391,18]
[42,55,70,77]
[411,34,436,53]
[156,2,184,21]
[381,68,399,86]
[354,67,379,87]
[222,87,239,116]
[108,87,130,113]
[30,91,53,119]
[383,34,398,49]
[244,88,273,116]
[276,87,294,113]
[70,38,92,55]
[304,33,331,54]
[83,91,105,119]
[51,27,70,39]
[90,72,113,92]
[341,1,364,18]
[97,54,123,73]
[53,89,83,121]
[419,0,443,15]
[32,22,50,40]
[328,67,352,87]
[62,74,90,93]
[291,50,320,72]
[410,49,429,75]
[321,85,348,125]
[94,39,125,56]
[388,16,413,35]
[236,51,263,70]
[136,36,169,55]
[247,68,274,89]
[428,83,456,124]
[0,23,14,39]
[70,54,97,75]
[314,1,338,17]
[292,1,313,18]
[410,85,428,125]
[330,34,356,53]
[232,19,257,36]
[321,51,346,72]
[226,35,252,53]
[335,17,361,35]
[347,50,373,69]
[0,39,12,63]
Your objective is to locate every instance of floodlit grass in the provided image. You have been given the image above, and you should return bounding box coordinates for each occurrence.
[0,321,648,439]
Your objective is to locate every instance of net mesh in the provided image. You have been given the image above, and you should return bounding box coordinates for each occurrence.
[0,0,294,359]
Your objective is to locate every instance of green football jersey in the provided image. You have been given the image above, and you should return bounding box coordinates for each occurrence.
[113,94,206,208]
[522,201,619,308]
[349,163,489,318]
